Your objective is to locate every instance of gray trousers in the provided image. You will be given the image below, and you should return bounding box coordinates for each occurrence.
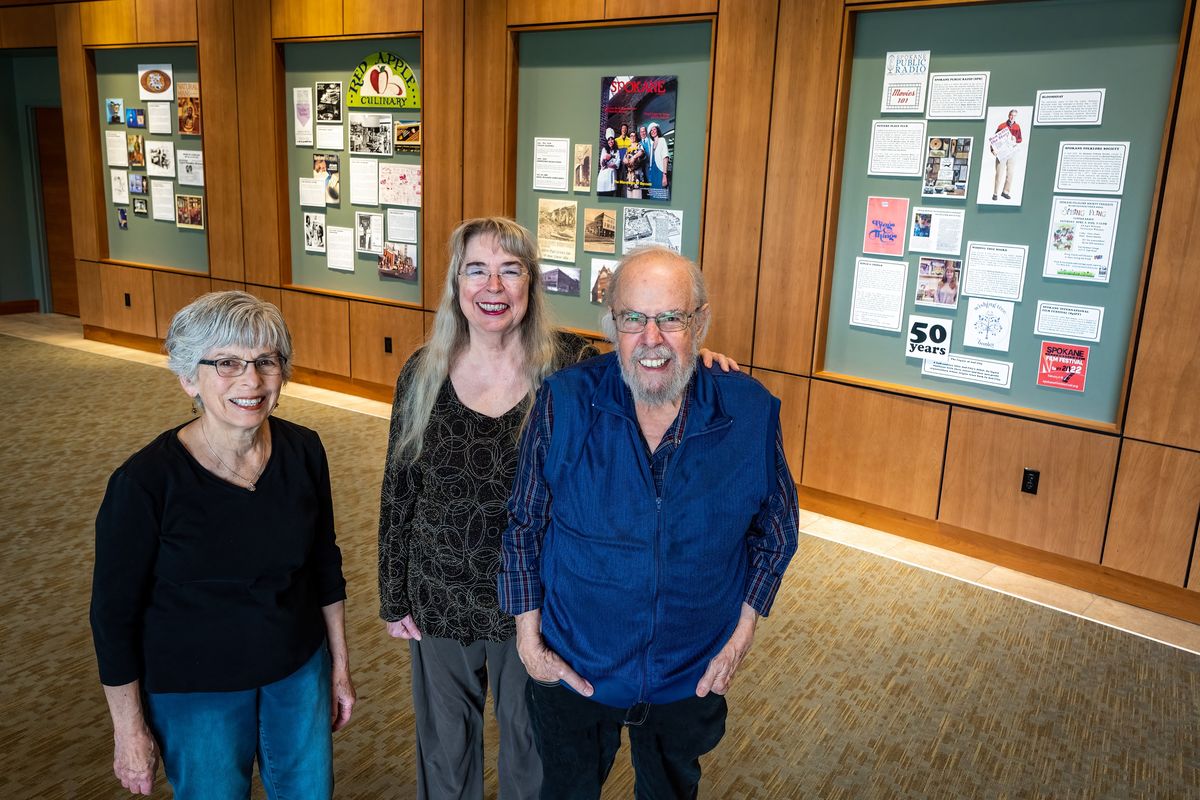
[409,635,541,800]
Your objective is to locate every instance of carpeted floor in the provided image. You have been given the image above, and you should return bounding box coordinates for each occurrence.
[0,333,1197,799]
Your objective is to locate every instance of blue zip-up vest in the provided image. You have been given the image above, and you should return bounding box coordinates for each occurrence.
[540,353,779,707]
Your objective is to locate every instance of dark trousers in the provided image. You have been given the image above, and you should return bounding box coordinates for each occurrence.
[526,680,728,800]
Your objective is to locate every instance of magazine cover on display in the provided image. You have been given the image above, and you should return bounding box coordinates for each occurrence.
[598,75,676,201]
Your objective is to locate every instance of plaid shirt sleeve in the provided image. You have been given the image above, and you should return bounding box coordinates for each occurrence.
[497,384,555,615]
[744,425,800,617]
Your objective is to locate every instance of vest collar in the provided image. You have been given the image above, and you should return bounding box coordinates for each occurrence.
[592,353,732,437]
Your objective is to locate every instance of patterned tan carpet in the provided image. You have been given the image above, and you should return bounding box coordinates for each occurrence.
[0,333,1197,799]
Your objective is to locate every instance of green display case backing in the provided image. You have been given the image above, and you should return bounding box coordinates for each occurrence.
[283,39,422,305]
[515,22,712,335]
[824,0,1183,425]
[95,47,208,273]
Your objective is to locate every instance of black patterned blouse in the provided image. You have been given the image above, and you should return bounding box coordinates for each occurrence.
[378,333,595,644]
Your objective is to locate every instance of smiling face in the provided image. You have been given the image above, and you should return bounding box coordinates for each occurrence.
[181,345,282,437]
[613,257,702,407]
[458,232,530,339]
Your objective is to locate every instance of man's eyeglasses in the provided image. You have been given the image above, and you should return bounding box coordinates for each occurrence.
[612,308,703,334]
[459,265,528,286]
[198,356,286,378]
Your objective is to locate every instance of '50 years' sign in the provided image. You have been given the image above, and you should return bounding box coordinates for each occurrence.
[906,315,952,362]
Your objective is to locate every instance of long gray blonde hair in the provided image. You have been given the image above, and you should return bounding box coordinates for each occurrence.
[391,217,562,464]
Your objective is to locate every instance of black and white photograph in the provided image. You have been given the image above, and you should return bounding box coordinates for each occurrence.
[621,207,683,254]
[316,81,342,122]
[537,198,578,263]
[356,211,384,254]
[583,208,615,253]
[540,264,581,297]
[349,112,394,156]
[146,140,175,178]
[132,196,148,216]
[304,211,326,253]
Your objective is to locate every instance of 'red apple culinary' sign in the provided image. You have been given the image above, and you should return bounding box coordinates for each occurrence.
[348,52,420,109]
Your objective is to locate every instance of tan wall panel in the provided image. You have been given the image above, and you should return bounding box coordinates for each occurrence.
[80,0,137,45]
[1103,440,1200,586]
[348,301,424,387]
[700,0,778,364]
[234,0,283,286]
[940,408,1119,563]
[153,271,211,338]
[280,290,350,376]
[462,0,509,221]
[136,0,197,42]
[100,264,157,337]
[211,279,244,292]
[1192,532,1200,592]
[605,0,716,18]
[196,0,243,281]
[244,283,283,308]
[270,0,340,39]
[507,0,604,25]
[76,260,104,327]
[422,0,464,309]
[0,6,57,48]
[803,380,947,518]
[754,369,809,479]
[344,0,420,35]
[56,5,104,262]
[1125,17,1200,450]
[753,0,840,375]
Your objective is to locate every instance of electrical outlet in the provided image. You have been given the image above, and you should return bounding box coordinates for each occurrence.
[1021,468,1040,495]
[384,336,393,354]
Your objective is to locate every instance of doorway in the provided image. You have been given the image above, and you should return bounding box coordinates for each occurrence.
[34,106,76,316]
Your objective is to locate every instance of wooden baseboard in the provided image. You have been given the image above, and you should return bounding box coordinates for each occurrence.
[797,485,1200,626]
[0,300,40,315]
[291,365,394,403]
[82,325,163,354]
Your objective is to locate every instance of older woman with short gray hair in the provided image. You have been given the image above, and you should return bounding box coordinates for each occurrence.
[90,290,354,798]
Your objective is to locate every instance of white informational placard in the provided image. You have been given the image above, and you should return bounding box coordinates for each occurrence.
[293,87,314,146]
[962,298,1014,352]
[327,226,354,272]
[1034,301,1104,342]
[921,353,1012,388]
[1053,142,1129,194]
[145,140,175,178]
[849,257,908,332]
[315,124,344,151]
[349,157,378,205]
[867,120,927,176]
[299,177,327,207]
[925,72,989,119]
[962,241,1028,301]
[1034,89,1105,126]
[387,208,418,243]
[147,102,173,135]
[905,314,952,362]
[150,179,175,221]
[110,170,129,205]
[532,137,570,191]
[908,206,964,255]
[1042,196,1120,282]
[881,50,930,113]
[177,150,204,187]
[105,131,128,167]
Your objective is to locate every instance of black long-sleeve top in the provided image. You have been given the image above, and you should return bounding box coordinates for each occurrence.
[90,416,346,693]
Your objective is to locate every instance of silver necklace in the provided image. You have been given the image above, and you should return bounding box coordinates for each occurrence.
[200,422,266,491]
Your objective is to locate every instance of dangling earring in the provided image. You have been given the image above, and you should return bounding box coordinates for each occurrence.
[191,397,202,415]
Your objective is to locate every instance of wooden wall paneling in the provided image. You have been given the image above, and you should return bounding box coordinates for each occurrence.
[348,301,424,387]
[423,0,464,309]
[1103,440,1200,586]
[79,0,137,45]
[196,0,243,281]
[136,0,197,43]
[344,0,421,35]
[752,0,841,375]
[1191,526,1200,591]
[152,271,211,337]
[803,380,948,518]
[0,6,57,47]
[1125,14,1200,451]
[280,290,350,376]
[507,0,604,26]
[699,0,779,365]
[462,0,509,222]
[940,408,1119,563]
[211,279,244,292]
[75,260,104,327]
[55,5,105,262]
[99,264,157,337]
[753,369,809,478]
[270,0,340,39]
[605,0,717,19]
[234,0,283,286]
[422,310,434,338]
[244,283,283,308]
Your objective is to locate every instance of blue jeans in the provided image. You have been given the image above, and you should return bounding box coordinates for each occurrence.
[145,645,332,800]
